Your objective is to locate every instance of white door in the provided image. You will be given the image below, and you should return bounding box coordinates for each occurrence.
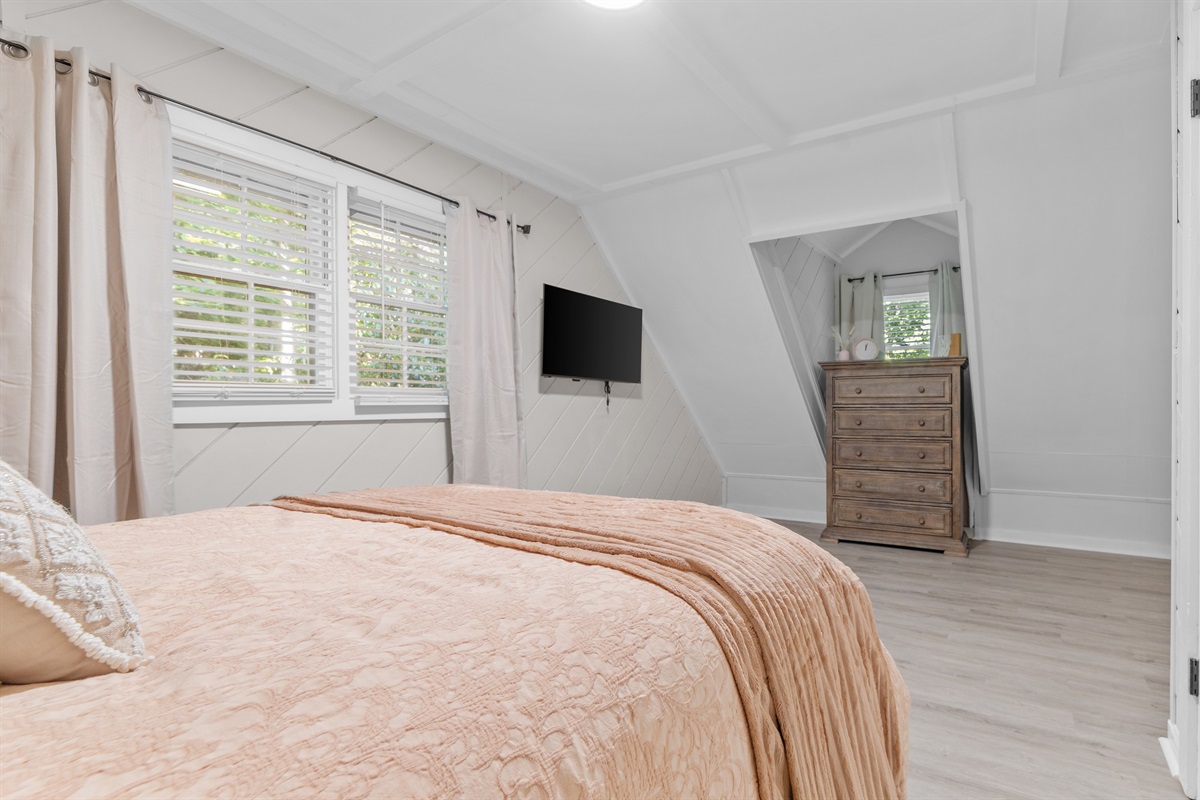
[1167,2,1200,797]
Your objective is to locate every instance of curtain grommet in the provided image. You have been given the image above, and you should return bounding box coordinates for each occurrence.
[55,59,72,74]
[87,72,100,86]
[136,86,153,104]
[2,41,31,60]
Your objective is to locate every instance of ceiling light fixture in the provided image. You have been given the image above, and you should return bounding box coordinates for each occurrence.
[583,0,645,10]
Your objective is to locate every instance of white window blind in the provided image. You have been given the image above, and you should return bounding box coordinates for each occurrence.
[171,140,336,398]
[347,190,449,402]
[883,291,932,359]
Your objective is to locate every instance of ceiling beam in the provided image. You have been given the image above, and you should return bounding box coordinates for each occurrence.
[796,232,844,265]
[593,72,1035,199]
[910,215,959,238]
[1034,0,1070,85]
[585,34,1164,205]
[366,86,598,200]
[642,6,789,150]
[0,0,37,32]
[839,222,893,260]
[346,2,518,98]
[720,168,752,239]
[131,0,368,82]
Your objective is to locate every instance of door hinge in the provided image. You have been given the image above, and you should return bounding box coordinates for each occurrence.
[1190,658,1198,697]
[1192,79,1200,118]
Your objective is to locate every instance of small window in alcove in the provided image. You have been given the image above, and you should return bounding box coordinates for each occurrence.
[883,290,932,359]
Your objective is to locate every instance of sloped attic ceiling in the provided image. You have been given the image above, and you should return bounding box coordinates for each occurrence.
[129,0,1169,204]
[805,212,959,264]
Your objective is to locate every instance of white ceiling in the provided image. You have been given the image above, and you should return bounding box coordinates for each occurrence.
[804,211,959,263]
[130,0,1171,205]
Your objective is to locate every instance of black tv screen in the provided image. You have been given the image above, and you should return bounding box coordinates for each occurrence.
[541,285,642,383]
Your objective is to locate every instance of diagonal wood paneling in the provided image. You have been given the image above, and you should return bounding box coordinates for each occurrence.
[15,0,721,514]
[595,374,676,496]
[319,421,433,494]
[231,422,379,507]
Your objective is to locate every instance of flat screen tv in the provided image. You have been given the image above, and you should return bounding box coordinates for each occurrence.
[541,284,642,384]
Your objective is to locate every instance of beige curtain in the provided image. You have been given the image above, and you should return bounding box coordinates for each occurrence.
[0,36,174,523]
[445,198,524,488]
[834,272,884,352]
[929,261,978,512]
[929,261,966,355]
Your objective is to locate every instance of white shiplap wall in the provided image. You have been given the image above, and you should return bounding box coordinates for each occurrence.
[751,236,838,434]
[780,239,837,380]
[1,1,721,512]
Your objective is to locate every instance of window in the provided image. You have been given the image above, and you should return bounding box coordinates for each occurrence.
[168,108,448,424]
[347,192,448,401]
[883,290,932,359]
[172,141,336,397]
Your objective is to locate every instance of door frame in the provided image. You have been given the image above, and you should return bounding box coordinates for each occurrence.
[1165,2,1200,796]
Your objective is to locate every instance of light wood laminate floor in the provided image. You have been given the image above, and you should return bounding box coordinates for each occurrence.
[782,523,1184,800]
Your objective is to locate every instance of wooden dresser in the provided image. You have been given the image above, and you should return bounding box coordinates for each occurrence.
[821,357,969,556]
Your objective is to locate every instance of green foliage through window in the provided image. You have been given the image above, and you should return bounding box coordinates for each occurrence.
[884,292,931,360]
[170,136,450,406]
[171,142,334,392]
[347,202,449,396]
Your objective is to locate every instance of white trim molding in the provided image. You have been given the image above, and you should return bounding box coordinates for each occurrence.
[977,488,1170,559]
[723,473,826,524]
[1168,0,1200,793]
[1161,720,1182,782]
[722,475,1171,559]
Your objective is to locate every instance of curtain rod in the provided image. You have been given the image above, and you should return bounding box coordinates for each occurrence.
[847,265,959,283]
[0,36,500,223]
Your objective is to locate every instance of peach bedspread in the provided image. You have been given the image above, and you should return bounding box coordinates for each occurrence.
[0,486,907,799]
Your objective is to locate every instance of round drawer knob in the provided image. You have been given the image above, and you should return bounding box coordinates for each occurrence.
[918,451,926,459]
[855,419,862,426]
[918,419,926,427]
[855,450,863,457]
[855,481,863,488]
[917,386,926,394]
[854,387,862,394]
[918,485,926,493]
[855,512,863,520]
[918,517,926,526]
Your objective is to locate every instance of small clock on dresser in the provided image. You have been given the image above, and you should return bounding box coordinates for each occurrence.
[820,356,970,556]
[850,337,880,361]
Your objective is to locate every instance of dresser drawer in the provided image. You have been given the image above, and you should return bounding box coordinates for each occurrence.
[830,498,953,537]
[831,408,952,438]
[832,468,952,504]
[831,439,953,471]
[831,374,953,405]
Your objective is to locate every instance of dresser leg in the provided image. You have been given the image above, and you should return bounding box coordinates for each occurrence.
[942,533,970,557]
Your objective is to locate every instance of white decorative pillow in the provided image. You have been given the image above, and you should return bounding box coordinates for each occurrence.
[0,459,148,683]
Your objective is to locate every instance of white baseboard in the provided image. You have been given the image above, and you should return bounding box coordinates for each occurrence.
[1161,721,1180,780]
[728,504,825,525]
[721,475,1171,559]
[723,474,826,526]
[981,489,1170,559]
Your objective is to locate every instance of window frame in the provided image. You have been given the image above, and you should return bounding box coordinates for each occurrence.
[171,138,339,401]
[881,273,933,360]
[169,107,449,425]
[346,187,450,403]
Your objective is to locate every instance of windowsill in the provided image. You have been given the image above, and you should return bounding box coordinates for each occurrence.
[173,398,449,426]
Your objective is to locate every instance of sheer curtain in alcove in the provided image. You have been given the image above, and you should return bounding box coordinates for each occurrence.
[445,198,524,488]
[834,272,884,351]
[0,36,173,523]
[928,261,980,513]
[929,261,966,354]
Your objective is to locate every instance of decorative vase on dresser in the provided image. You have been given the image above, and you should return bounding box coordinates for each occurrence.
[820,356,970,557]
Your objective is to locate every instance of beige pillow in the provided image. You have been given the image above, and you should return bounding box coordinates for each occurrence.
[0,459,148,683]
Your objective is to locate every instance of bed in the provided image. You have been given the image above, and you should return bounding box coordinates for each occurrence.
[0,481,908,799]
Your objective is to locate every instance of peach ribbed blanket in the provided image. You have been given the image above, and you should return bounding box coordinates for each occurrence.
[272,484,909,800]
